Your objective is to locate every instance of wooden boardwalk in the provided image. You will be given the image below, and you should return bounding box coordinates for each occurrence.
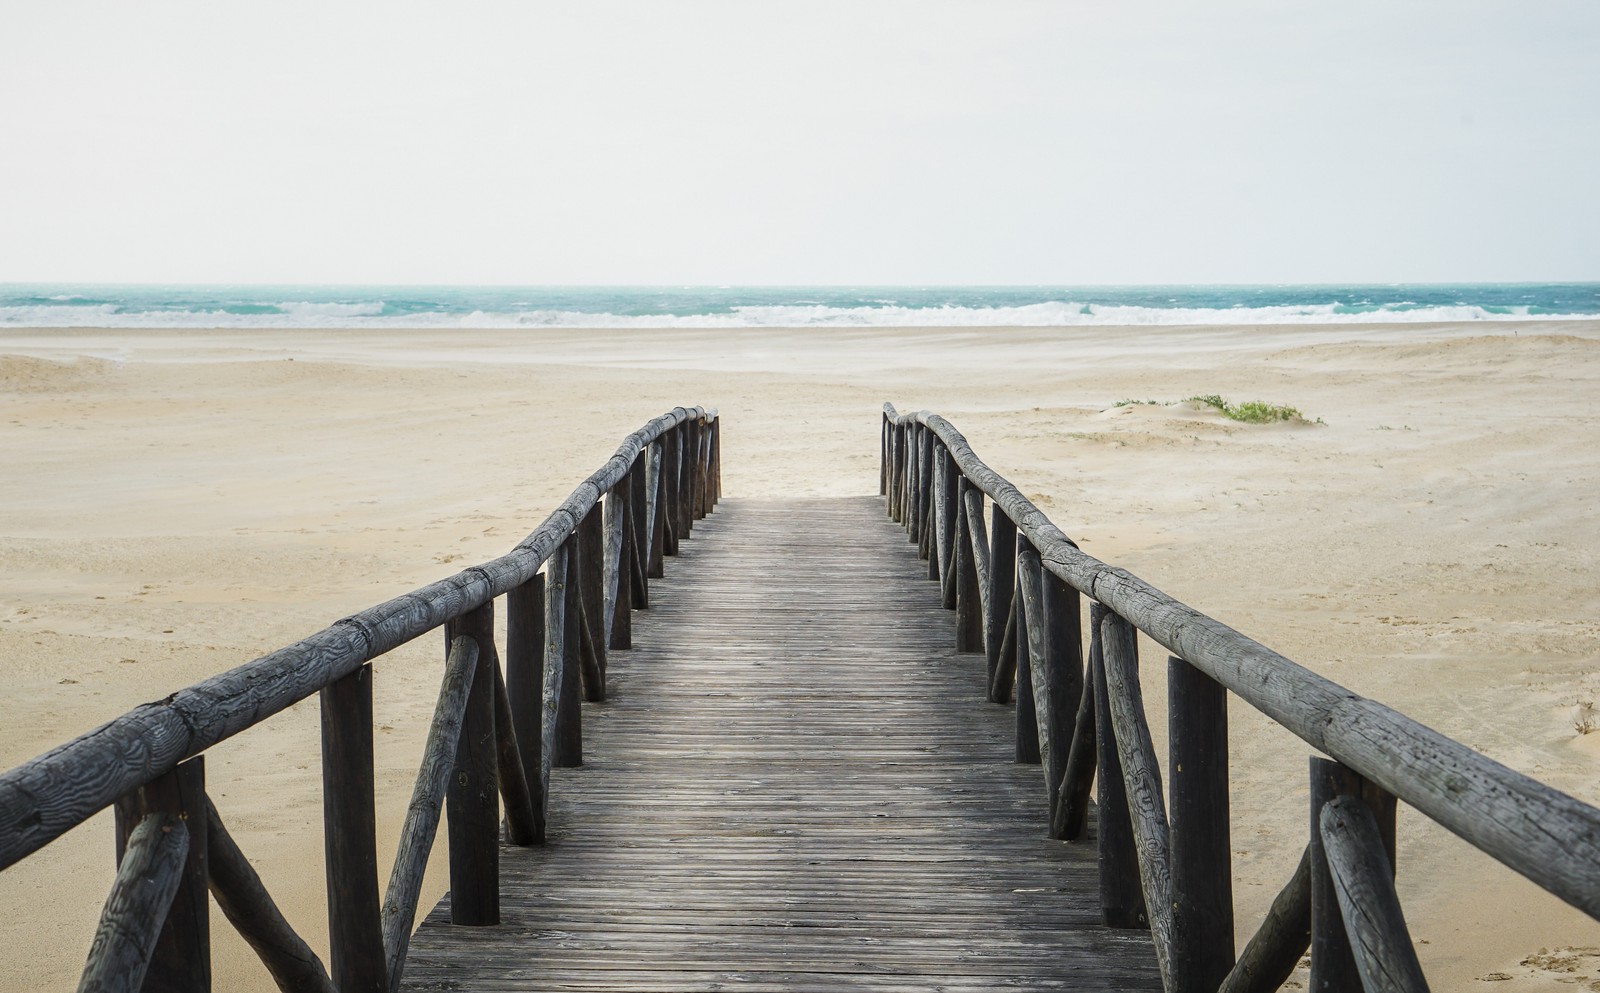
[400,496,1159,992]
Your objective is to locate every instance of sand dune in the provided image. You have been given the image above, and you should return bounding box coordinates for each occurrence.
[2,322,1597,990]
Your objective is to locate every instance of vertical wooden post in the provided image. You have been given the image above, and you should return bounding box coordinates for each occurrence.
[577,505,606,700]
[953,477,983,652]
[939,452,958,609]
[1169,655,1234,992]
[710,415,722,506]
[1014,562,1039,763]
[320,665,387,992]
[883,409,896,495]
[628,453,650,608]
[1024,555,1081,814]
[445,602,499,926]
[1053,672,1098,841]
[917,428,934,560]
[113,757,210,993]
[1091,602,1147,929]
[689,418,705,523]
[647,442,667,577]
[548,544,583,768]
[676,421,695,540]
[605,483,633,649]
[660,428,680,556]
[927,442,944,582]
[1309,758,1398,993]
[907,423,922,542]
[506,576,546,841]
[987,508,1018,699]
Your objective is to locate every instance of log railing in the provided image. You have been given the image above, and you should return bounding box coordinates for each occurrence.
[882,403,1600,993]
[0,406,721,993]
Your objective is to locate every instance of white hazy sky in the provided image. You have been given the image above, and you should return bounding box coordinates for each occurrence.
[2,1,1597,285]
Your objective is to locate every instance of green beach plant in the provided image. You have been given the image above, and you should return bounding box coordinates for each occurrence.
[1185,394,1309,424]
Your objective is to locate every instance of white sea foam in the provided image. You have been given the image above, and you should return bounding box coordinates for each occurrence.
[0,300,1590,329]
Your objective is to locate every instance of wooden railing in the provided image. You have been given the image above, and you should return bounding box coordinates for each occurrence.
[0,406,721,993]
[881,403,1600,993]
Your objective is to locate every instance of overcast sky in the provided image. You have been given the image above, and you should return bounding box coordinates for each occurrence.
[2,1,1596,285]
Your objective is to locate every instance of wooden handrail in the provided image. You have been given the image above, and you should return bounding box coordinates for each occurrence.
[1,406,721,993]
[0,406,710,871]
[882,402,1600,993]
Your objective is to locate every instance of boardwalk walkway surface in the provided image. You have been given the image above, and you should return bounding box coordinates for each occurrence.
[401,496,1159,992]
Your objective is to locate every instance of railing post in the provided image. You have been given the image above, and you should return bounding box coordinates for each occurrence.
[927,440,944,581]
[880,413,888,497]
[320,664,387,992]
[547,543,583,767]
[628,453,650,607]
[1309,758,1398,993]
[445,601,500,926]
[987,507,1018,701]
[676,420,695,540]
[506,576,547,841]
[939,449,958,609]
[1090,602,1147,930]
[1169,655,1234,992]
[577,505,606,700]
[660,427,680,556]
[1021,552,1081,816]
[710,415,722,507]
[907,423,922,543]
[918,427,934,559]
[1014,538,1038,762]
[953,477,983,652]
[647,442,667,577]
[113,757,210,993]
[605,482,632,649]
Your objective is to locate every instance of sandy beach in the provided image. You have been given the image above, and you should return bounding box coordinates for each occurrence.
[2,322,1597,990]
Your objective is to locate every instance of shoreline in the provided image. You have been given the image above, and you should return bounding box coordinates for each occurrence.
[3,321,1597,990]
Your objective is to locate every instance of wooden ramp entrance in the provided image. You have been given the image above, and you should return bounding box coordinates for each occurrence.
[400,496,1159,992]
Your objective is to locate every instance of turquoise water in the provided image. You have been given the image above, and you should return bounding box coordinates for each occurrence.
[2,283,1597,328]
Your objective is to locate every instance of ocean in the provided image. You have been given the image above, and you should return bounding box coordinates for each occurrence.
[1,283,1597,329]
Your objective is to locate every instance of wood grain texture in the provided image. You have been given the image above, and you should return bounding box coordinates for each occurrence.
[1320,797,1430,993]
[445,604,501,926]
[1167,656,1234,993]
[381,637,477,989]
[205,798,336,993]
[1218,846,1312,993]
[78,813,189,993]
[113,757,209,992]
[401,497,1159,992]
[883,404,1600,920]
[320,665,387,993]
[0,408,711,871]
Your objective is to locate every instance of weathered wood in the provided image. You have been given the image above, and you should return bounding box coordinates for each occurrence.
[382,636,477,990]
[1100,610,1175,989]
[548,544,583,767]
[1052,668,1097,841]
[885,404,1600,921]
[953,478,983,653]
[445,603,500,926]
[1310,759,1363,992]
[880,415,888,496]
[205,798,336,993]
[320,664,387,993]
[1320,796,1430,993]
[690,417,707,524]
[939,450,959,610]
[646,441,666,578]
[677,420,696,539]
[628,453,650,607]
[490,660,540,846]
[904,423,921,540]
[1168,655,1234,992]
[988,589,1019,704]
[1218,846,1312,993]
[0,407,707,871]
[401,496,1160,992]
[661,424,681,556]
[113,757,209,993]
[1310,759,1400,993]
[1021,549,1079,818]
[927,442,944,582]
[605,482,633,649]
[1090,603,1146,931]
[79,813,189,993]
[918,427,935,560]
[962,485,992,620]
[1014,561,1038,764]
[578,505,608,698]
[987,507,1018,699]
[504,577,546,841]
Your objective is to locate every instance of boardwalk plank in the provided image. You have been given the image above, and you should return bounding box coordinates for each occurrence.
[401,497,1159,992]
